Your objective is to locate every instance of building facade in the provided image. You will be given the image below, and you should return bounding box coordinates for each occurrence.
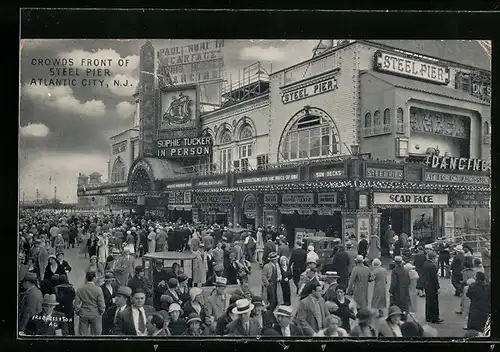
[77,40,491,250]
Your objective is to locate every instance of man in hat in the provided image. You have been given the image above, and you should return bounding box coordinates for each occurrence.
[277,237,290,259]
[450,245,466,296]
[331,244,350,287]
[107,248,121,272]
[295,280,330,336]
[75,271,106,335]
[345,242,357,276]
[103,286,131,335]
[358,234,368,258]
[205,262,225,287]
[298,261,319,296]
[232,274,255,300]
[152,259,170,310]
[114,288,156,335]
[263,305,304,336]
[262,235,276,265]
[24,294,68,336]
[156,227,168,252]
[389,256,410,313]
[421,251,443,324]
[225,252,241,285]
[347,255,371,310]
[19,272,43,333]
[225,298,262,336]
[101,272,117,309]
[250,296,273,329]
[177,273,190,303]
[289,240,307,294]
[128,265,153,304]
[113,248,135,286]
[413,246,427,297]
[205,276,229,321]
[262,252,281,311]
[321,271,340,301]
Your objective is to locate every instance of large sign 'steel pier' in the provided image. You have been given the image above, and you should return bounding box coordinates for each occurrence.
[157,137,213,158]
[282,78,338,104]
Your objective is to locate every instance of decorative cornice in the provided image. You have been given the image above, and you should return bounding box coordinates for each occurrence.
[201,99,269,124]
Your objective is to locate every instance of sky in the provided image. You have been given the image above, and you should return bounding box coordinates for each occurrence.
[19,39,319,203]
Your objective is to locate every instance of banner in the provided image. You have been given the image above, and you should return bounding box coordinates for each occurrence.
[373,192,448,206]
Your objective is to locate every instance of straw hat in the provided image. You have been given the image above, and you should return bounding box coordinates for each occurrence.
[274,305,293,317]
[215,276,227,287]
[232,298,254,315]
[394,256,403,263]
[355,255,364,263]
[325,271,339,278]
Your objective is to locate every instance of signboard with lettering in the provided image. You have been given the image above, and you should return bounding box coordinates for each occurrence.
[425,172,490,185]
[156,137,213,158]
[455,71,491,103]
[164,182,192,190]
[194,178,227,188]
[264,194,278,204]
[236,173,299,185]
[375,50,450,85]
[281,77,338,104]
[410,107,469,139]
[312,169,345,180]
[282,193,314,205]
[102,186,129,195]
[444,210,455,241]
[109,196,137,205]
[373,192,448,206]
[82,189,101,196]
[357,216,371,241]
[366,167,403,180]
[450,193,490,207]
[318,192,338,205]
[157,40,224,85]
[424,155,489,172]
[112,141,127,155]
[196,195,233,204]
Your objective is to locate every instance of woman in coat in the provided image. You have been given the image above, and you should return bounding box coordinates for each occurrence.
[191,248,206,287]
[44,255,66,283]
[367,235,381,262]
[405,263,419,313]
[371,258,387,317]
[330,284,356,333]
[279,255,292,306]
[466,272,491,332]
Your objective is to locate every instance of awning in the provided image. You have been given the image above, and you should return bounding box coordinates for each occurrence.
[361,70,489,106]
[168,205,192,211]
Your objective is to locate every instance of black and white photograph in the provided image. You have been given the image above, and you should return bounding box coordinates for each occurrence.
[19,38,491,339]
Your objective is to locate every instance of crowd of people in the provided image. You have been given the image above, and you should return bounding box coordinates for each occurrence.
[18,209,491,338]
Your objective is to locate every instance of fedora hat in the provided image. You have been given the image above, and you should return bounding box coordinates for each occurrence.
[394,256,403,263]
[251,296,268,307]
[104,272,115,281]
[268,252,279,261]
[186,313,202,324]
[274,305,293,317]
[116,286,132,298]
[388,305,403,317]
[42,294,59,306]
[23,272,38,283]
[215,276,227,287]
[325,271,339,278]
[232,298,254,315]
[355,255,364,263]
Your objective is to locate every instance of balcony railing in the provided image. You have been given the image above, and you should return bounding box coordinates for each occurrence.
[362,124,392,137]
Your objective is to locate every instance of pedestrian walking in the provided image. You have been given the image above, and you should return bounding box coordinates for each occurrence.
[371,258,388,317]
[262,252,280,311]
[389,256,410,313]
[74,271,106,335]
[404,263,419,313]
[347,255,371,310]
[331,244,350,287]
[294,280,330,336]
[421,251,443,324]
[367,234,381,262]
[466,272,490,332]
[289,241,307,294]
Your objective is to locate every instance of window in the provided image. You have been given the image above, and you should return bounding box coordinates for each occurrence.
[483,121,491,144]
[219,148,232,173]
[364,112,372,128]
[111,158,127,183]
[383,109,391,133]
[396,137,409,158]
[373,110,381,133]
[397,107,404,134]
[484,121,490,135]
[220,129,232,145]
[239,144,253,159]
[280,115,338,161]
[239,124,253,140]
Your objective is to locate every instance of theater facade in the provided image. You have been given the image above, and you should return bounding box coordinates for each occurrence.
[77,40,491,248]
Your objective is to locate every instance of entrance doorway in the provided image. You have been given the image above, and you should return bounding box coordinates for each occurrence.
[281,211,342,245]
[242,194,257,229]
[379,208,411,255]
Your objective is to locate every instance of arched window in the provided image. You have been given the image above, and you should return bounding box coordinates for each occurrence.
[280,115,339,161]
[111,158,127,183]
[239,124,253,140]
[383,108,391,125]
[373,110,381,133]
[220,129,232,145]
[397,107,404,133]
[364,112,372,128]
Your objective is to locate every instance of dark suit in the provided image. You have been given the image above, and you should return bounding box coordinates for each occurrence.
[25,311,69,336]
[331,249,350,287]
[225,262,239,285]
[289,248,307,293]
[112,305,156,335]
[225,317,262,336]
[54,283,76,334]
[358,239,368,258]
[182,300,206,322]
[100,283,118,309]
[262,241,275,264]
[422,260,440,322]
[127,276,153,305]
[263,323,304,336]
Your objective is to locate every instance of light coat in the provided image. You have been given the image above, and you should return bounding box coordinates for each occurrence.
[367,235,381,261]
[371,266,387,310]
[19,285,43,332]
[225,317,262,336]
[74,282,106,318]
[347,263,371,310]
[294,295,330,336]
[113,254,135,286]
[205,293,230,321]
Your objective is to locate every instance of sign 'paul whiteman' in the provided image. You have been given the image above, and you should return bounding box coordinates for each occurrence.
[157,137,213,158]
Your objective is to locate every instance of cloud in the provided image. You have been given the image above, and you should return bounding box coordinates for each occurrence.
[116,101,135,119]
[240,46,287,62]
[20,151,108,203]
[20,123,50,138]
[58,49,139,74]
[107,74,138,97]
[22,84,106,117]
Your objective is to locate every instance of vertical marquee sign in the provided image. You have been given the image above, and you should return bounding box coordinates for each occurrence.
[139,41,157,158]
